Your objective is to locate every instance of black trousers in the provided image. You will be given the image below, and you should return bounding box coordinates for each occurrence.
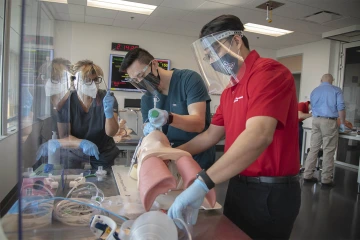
[299,121,304,164]
[224,176,301,240]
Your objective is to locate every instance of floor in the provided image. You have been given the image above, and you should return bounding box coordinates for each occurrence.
[214,165,360,240]
[291,166,360,240]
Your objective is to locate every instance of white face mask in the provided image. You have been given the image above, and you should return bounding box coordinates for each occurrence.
[78,82,98,98]
[45,79,67,97]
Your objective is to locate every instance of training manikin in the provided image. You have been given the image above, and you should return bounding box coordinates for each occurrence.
[135,130,216,211]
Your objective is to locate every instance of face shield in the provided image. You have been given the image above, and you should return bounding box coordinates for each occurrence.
[192,30,246,94]
[43,61,71,109]
[126,60,160,97]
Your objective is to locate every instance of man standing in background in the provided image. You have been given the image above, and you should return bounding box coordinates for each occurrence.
[303,74,346,187]
[298,101,311,165]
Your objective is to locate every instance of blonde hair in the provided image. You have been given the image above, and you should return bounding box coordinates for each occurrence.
[72,60,104,78]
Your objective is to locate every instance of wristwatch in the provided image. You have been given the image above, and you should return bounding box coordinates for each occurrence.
[196,169,215,190]
[167,112,173,124]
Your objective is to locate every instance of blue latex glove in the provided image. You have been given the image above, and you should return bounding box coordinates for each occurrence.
[103,91,115,119]
[21,88,33,117]
[168,179,209,226]
[148,108,168,128]
[36,140,61,160]
[79,140,100,160]
[339,124,345,132]
[143,123,157,136]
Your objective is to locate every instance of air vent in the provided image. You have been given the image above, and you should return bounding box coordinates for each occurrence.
[322,25,360,43]
[256,1,284,10]
[304,11,342,24]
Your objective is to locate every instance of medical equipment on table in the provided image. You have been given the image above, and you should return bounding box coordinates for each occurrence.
[90,215,120,240]
[120,211,192,240]
[54,198,103,226]
[96,166,107,181]
[128,136,143,176]
[66,182,105,202]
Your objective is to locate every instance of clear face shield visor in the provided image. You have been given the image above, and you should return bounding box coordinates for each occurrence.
[45,70,71,109]
[192,30,246,94]
[125,60,160,97]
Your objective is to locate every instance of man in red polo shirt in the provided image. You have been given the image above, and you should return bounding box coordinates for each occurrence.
[168,15,301,239]
[298,101,312,164]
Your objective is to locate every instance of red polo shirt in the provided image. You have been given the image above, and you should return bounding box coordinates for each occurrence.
[212,51,299,177]
[298,101,310,122]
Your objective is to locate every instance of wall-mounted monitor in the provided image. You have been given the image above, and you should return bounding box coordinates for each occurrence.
[109,54,170,92]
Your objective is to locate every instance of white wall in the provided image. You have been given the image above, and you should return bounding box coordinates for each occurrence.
[276,39,341,153]
[54,21,276,132]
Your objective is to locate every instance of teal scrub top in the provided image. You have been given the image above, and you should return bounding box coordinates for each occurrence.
[141,69,215,170]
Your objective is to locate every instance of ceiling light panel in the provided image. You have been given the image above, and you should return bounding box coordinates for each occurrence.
[87,0,157,15]
[244,23,293,37]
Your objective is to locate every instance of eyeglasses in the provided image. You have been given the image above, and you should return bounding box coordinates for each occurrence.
[127,61,152,83]
[203,39,230,63]
[82,76,103,85]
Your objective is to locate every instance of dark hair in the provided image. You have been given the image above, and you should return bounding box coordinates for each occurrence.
[200,15,250,50]
[120,48,155,73]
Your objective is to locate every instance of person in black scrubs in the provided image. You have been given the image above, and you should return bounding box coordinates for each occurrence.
[56,60,120,169]
[120,48,215,170]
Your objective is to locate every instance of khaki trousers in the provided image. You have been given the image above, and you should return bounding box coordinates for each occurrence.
[304,117,338,183]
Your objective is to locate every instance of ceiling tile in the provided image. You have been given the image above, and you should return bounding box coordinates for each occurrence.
[139,23,170,33]
[68,0,86,5]
[145,15,175,27]
[54,13,84,22]
[68,4,85,15]
[86,6,118,19]
[230,7,335,36]
[115,11,149,23]
[150,6,189,19]
[85,15,114,25]
[324,17,360,29]
[180,12,217,25]
[161,0,206,11]
[287,0,360,19]
[51,2,69,13]
[166,20,202,37]
[113,19,144,29]
[195,1,238,16]
[272,1,322,20]
[207,0,252,7]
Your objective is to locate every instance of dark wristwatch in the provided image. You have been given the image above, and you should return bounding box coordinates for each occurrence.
[196,169,215,190]
[167,112,173,124]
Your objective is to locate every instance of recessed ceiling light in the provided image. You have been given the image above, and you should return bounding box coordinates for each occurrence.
[87,0,157,15]
[244,23,293,37]
[39,0,67,3]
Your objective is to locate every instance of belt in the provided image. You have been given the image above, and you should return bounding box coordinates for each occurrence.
[238,175,299,184]
[317,116,337,120]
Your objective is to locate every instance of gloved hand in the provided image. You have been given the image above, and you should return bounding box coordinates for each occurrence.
[103,91,115,119]
[36,140,61,160]
[148,108,168,128]
[168,179,208,226]
[339,124,345,132]
[21,88,33,117]
[143,123,157,136]
[79,140,100,160]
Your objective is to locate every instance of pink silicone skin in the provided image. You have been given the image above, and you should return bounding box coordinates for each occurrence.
[176,156,216,208]
[139,157,177,211]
